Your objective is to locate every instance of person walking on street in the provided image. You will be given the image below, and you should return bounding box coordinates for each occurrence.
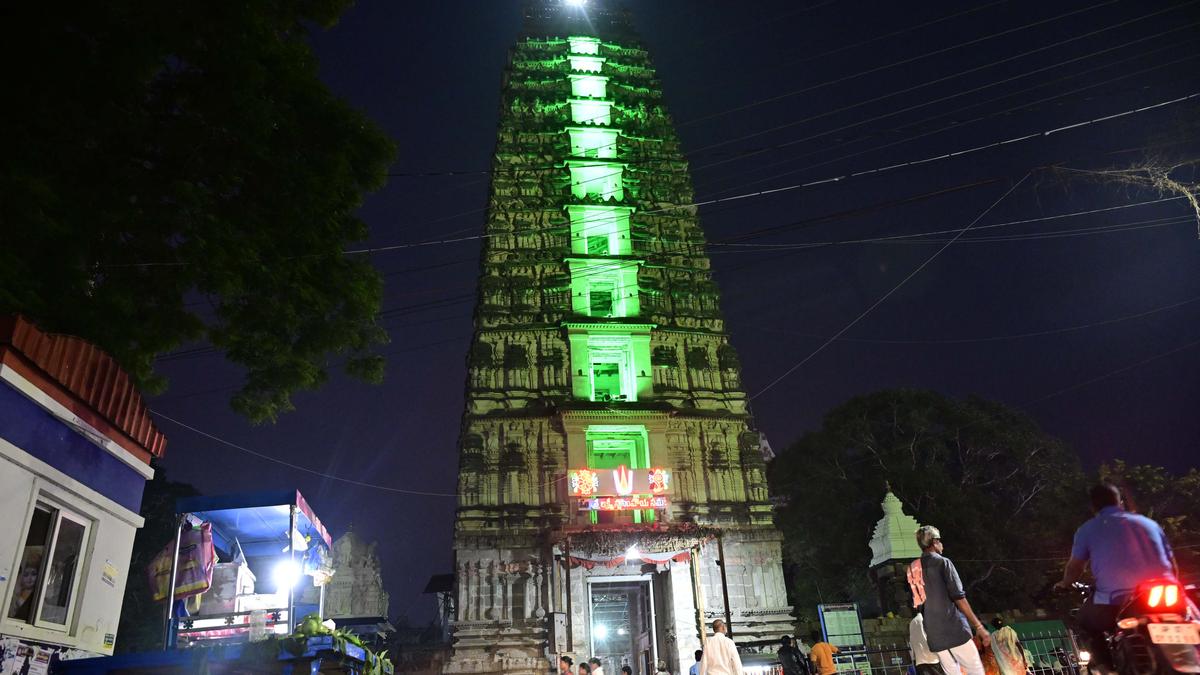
[590,658,606,675]
[690,650,703,675]
[779,636,806,675]
[916,525,990,675]
[700,620,744,675]
[909,611,942,675]
[808,631,839,675]
[560,656,574,675]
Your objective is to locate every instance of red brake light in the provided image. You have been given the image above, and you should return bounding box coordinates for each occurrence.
[1148,585,1164,608]
[1164,584,1179,607]
[1144,583,1181,609]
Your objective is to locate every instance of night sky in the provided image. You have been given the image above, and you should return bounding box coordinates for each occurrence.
[149,1,1200,621]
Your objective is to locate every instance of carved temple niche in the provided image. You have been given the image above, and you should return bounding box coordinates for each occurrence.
[738,431,770,503]
[499,440,526,505]
[502,343,532,391]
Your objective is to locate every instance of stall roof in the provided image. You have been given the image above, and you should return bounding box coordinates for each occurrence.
[176,490,332,558]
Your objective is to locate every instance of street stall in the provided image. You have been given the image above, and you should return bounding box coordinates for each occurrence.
[157,490,334,648]
[52,490,392,674]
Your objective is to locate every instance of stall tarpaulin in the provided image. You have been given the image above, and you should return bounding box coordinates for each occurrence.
[148,522,215,601]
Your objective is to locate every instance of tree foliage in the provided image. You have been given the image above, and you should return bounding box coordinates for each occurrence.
[1,2,396,422]
[768,389,1085,616]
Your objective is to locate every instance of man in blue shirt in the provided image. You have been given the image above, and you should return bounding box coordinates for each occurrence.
[690,650,702,675]
[1056,484,1178,664]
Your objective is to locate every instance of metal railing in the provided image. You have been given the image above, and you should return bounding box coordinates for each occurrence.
[828,629,1083,675]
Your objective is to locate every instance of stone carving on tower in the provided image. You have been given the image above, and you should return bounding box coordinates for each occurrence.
[326,530,390,620]
[446,3,794,675]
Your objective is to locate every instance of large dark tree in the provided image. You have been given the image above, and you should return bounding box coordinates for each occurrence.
[115,468,200,653]
[1,2,395,422]
[768,389,1086,617]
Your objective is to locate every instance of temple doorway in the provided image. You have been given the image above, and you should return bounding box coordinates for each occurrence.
[588,577,658,675]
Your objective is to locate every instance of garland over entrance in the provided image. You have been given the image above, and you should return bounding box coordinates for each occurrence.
[560,523,720,561]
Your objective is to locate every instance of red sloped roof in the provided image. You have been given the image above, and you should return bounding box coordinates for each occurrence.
[0,315,166,462]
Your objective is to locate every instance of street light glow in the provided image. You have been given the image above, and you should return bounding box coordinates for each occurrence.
[566,0,587,6]
[594,623,609,639]
[272,559,302,590]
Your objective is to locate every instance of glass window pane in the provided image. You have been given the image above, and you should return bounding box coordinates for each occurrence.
[39,516,86,625]
[7,506,53,621]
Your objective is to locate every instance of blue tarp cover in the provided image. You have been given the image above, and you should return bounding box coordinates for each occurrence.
[176,490,332,558]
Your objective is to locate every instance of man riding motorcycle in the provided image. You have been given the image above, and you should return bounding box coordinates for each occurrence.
[1055,483,1180,668]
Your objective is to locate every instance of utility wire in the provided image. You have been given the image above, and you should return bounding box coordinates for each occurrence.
[753,293,1200,345]
[151,334,1200,499]
[341,93,1198,259]
[682,0,1122,127]
[1021,336,1200,409]
[154,184,1190,363]
[107,88,1199,269]
[749,173,1032,401]
[689,16,1199,170]
[150,410,463,497]
[712,209,1192,252]
[697,42,1199,194]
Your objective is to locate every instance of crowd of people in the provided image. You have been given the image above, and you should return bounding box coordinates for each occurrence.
[906,483,1179,675]
[557,484,1180,675]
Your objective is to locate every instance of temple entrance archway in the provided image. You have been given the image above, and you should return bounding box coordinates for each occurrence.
[588,576,659,675]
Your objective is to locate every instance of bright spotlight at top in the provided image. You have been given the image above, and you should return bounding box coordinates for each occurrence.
[566,0,587,6]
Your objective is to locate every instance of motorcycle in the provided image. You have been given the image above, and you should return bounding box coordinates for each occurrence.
[1064,579,1200,675]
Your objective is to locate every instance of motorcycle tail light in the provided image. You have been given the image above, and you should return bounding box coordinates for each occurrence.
[1144,582,1182,609]
[1148,584,1164,608]
[1164,584,1178,607]
[1116,618,1139,629]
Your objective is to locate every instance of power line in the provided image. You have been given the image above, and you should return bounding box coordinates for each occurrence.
[350,94,1199,258]
[749,173,1032,401]
[696,41,1199,195]
[151,399,563,499]
[769,0,1013,72]
[151,410,461,497]
[108,90,1198,269]
[751,293,1200,345]
[1021,336,1200,409]
[712,210,1192,252]
[153,168,1192,364]
[689,16,1199,171]
[680,0,1123,128]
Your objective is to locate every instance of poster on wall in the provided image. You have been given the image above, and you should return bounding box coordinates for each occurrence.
[0,638,93,675]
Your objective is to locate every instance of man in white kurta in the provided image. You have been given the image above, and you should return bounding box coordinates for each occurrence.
[699,620,744,675]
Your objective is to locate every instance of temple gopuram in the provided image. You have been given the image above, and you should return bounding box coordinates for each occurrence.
[446,3,793,675]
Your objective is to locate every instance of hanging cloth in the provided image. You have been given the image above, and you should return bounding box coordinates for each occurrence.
[148,522,216,601]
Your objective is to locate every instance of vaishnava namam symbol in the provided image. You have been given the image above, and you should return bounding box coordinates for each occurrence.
[613,465,634,495]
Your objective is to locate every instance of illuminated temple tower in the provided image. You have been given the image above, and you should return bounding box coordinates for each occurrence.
[447,3,793,674]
